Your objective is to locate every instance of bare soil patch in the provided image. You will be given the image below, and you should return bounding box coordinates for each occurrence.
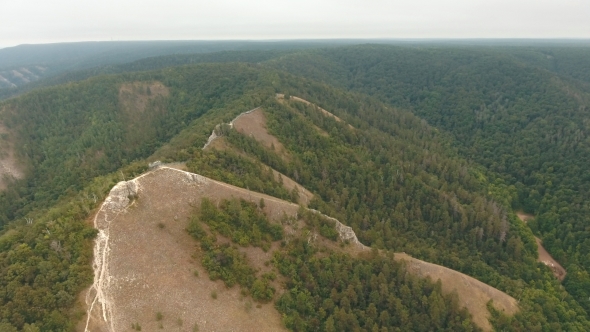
[270,168,313,206]
[535,237,567,281]
[0,122,24,191]
[516,213,566,281]
[82,167,297,332]
[19,67,38,78]
[232,108,290,160]
[119,81,169,115]
[516,212,534,223]
[11,70,29,83]
[119,81,170,150]
[204,135,235,152]
[394,252,518,332]
[0,75,14,87]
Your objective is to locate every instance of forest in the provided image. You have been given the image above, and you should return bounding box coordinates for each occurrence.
[262,45,590,312]
[0,43,589,330]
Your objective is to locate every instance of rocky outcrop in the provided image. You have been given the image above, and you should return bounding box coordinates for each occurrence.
[307,208,366,249]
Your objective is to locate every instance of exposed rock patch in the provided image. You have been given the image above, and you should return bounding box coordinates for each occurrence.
[83,167,292,332]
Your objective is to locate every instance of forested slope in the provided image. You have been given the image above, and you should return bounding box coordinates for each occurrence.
[0,55,589,330]
[166,74,590,329]
[265,45,590,313]
[0,40,352,100]
[0,63,284,330]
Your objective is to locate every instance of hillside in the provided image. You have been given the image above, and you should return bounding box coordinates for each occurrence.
[0,63,274,226]
[0,40,355,100]
[265,45,590,312]
[83,165,517,331]
[1,57,590,330]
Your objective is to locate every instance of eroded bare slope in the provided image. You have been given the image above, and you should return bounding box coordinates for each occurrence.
[83,166,296,332]
[0,120,24,191]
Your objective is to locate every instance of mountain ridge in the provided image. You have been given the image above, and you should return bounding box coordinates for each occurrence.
[83,164,517,331]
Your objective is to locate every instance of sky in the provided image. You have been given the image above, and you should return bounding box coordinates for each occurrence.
[1,0,589,49]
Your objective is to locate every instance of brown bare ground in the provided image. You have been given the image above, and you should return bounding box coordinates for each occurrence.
[393,253,518,331]
[516,212,534,223]
[535,237,567,281]
[516,213,567,281]
[232,108,290,160]
[204,135,235,152]
[119,81,169,115]
[82,167,298,332]
[118,81,170,150]
[0,122,24,191]
[229,108,313,204]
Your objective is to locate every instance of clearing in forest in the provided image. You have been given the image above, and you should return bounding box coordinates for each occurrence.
[231,107,289,159]
[516,213,567,281]
[82,166,293,332]
[118,81,169,115]
[0,122,24,191]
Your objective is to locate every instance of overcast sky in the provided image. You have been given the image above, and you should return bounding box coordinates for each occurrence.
[1,0,589,49]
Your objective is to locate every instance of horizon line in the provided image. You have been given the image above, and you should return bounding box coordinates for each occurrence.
[2,37,590,50]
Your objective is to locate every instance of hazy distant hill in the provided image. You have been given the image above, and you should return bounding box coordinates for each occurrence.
[0,40,356,92]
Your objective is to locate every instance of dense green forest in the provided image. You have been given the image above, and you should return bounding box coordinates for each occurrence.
[0,40,351,99]
[1,43,590,330]
[263,44,590,313]
[0,63,275,227]
[0,64,277,330]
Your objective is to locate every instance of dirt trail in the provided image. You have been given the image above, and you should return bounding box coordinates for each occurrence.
[516,212,566,281]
